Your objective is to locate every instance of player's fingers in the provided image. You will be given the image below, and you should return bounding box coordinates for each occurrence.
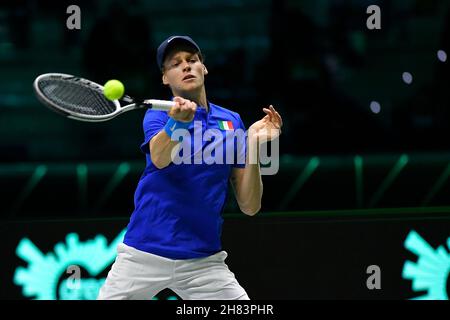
[263,108,273,121]
[173,97,181,106]
[169,102,181,116]
[277,115,283,128]
[269,105,278,112]
[186,101,196,112]
[180,102,195,121]
[176,98,190,114]
[186,103,196,118]
[274,111,283,127]
[268,105,282,126]
[273,109,281,119]
[263,108,272,117]
[183,102,195,115]
[269,105,278,118]
[180,103,189,112]
[266,106,276,114]
[173,96,185,104]
[269,105,279,116]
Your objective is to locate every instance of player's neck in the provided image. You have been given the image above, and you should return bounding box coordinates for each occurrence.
[197,88,208,111]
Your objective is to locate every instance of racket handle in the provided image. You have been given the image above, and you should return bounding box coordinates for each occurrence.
[145,99,175,111]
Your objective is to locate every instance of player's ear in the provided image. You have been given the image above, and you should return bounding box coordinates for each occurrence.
[203,65,208,76]
[162,72,169,85]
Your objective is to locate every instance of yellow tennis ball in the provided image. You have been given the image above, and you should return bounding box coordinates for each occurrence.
[103,79,125,101]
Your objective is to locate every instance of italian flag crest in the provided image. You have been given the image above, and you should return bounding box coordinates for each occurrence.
[218,120,234,130]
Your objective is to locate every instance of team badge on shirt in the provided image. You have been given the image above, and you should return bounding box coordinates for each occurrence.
[218,120,234,130]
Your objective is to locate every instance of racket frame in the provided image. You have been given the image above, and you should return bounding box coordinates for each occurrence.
[33,73,173,122]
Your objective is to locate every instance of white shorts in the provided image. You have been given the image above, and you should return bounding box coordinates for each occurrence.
[97,243,249,300]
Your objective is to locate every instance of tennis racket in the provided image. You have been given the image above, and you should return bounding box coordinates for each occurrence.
[33,73,175,122]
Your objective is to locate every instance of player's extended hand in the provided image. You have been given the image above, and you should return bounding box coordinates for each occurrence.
[248,105,283,143]
[168,97,197,122]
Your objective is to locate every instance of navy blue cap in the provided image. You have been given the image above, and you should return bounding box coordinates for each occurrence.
[156,35,201,70]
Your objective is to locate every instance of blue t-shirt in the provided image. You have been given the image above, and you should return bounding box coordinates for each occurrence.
[123,102,247,259]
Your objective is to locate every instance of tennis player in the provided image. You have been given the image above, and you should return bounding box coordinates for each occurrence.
[98,35,282,300]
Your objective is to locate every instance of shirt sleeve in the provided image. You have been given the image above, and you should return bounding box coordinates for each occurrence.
[140,109,169,154]
[233,114,247,168]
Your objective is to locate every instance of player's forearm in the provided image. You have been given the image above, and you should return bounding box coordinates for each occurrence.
[149,97,196,169]
[149,131,180,169]
[236,137,263,215]
[238,162,263,216]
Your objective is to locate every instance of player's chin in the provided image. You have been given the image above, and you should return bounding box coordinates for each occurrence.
[179,81,201,91]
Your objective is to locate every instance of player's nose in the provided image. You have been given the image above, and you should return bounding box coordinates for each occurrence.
[182,61,191,71]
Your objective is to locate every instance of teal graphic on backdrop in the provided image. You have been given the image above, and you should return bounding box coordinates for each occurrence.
[402,230,450,300]
[14,230,126,300]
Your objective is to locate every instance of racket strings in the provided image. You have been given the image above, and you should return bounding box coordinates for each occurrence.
[38,79,116,115]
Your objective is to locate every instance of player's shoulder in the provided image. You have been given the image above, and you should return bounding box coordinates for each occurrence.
[210,102,242,122]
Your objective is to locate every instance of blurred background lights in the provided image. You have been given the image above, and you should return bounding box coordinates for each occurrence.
[370,101,381,114]
[437,50,447,62]
[402,72,413,85]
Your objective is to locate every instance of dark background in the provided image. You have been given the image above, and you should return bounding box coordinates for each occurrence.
[3,0,450,160]
[0,0,449,300]
[1,213,449,300]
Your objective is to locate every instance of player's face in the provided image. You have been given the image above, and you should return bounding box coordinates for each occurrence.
[162,50,207,93]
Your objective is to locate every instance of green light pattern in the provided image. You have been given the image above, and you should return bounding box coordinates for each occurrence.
[368,154,409,207]
[354,155,363,208]
[10,165,47,215]
[94,162,130,210]
[402,230,450,300]
[77,164,88,209]
[279,157,320,210]
[14,229,126,300]
[422,162,450,206]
